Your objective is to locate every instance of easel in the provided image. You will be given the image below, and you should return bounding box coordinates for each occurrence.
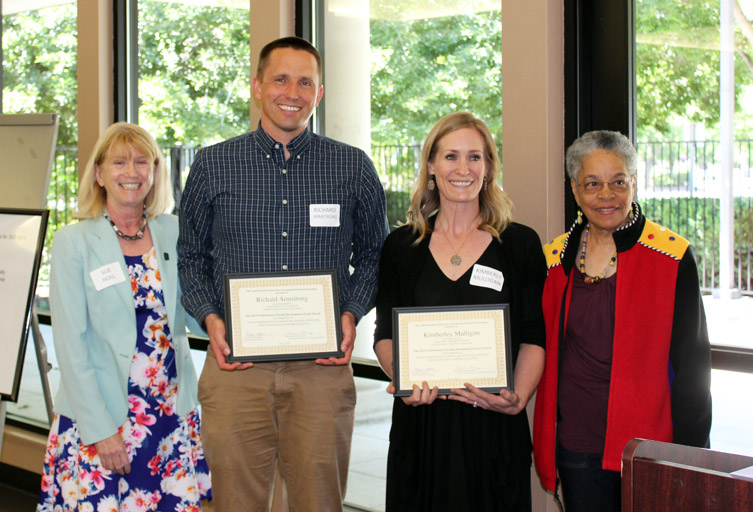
[0,309,54,460]
[0,225,54,462]
[0,113,58,461]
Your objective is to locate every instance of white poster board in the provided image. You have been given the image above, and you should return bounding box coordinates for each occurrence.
[0,209,48,400]
[0,113,59,209]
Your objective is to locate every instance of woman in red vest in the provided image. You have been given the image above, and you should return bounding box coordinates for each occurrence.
[533,130,712,512]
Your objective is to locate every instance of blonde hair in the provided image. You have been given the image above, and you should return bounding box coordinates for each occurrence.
[76,122,172,220]
[405,112,513,241]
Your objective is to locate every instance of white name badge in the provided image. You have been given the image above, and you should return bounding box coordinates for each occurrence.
[90,262,127,291]
[469,264,504,292]
[310,204,341,227]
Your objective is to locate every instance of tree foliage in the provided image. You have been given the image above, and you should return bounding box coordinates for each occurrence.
[138,1,251,145]
[635,0,753,138]
[2,5,78,145]
[10,2,753,146]
[370,10,501,145]
[2,2,250,148]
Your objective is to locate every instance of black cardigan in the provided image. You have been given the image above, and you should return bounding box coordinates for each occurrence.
[374,221,547,362]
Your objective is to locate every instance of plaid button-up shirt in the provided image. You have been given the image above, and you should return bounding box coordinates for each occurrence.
[177,126,388,325]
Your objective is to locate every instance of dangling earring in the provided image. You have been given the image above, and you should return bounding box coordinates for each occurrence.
[427,176,436,191]
[483,176,488,191]
[576,209,583,225]
[627,202,636,222]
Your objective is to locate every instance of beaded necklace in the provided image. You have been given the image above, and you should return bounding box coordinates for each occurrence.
[104,208,148,241]
[579,223,617,284]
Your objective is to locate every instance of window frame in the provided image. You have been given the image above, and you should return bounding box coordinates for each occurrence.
[565,0,753,372]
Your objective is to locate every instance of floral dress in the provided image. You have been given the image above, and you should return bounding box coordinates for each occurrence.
[37,248,211,512]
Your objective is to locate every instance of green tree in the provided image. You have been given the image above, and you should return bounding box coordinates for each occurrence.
[2,5,78,146]
[635,0,753,138]
[138,1,251,146]
[370,10,501,145]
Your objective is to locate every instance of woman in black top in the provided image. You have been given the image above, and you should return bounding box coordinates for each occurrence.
[374,112,546,511]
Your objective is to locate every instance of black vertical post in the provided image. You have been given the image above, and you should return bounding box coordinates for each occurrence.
[171,147,182,213]
[564,0,636,227]
[113,0,139,122]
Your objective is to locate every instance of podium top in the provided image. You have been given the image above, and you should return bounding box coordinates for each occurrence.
[622,439,753,512]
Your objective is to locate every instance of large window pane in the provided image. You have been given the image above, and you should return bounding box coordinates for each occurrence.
[2,0,78,426]
[137,0,251,202]
[636,0,753,461]
[635,0,753,303]
[320,0,501,229]
[3,0,78,292]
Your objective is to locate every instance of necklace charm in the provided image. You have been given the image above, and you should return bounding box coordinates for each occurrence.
[438,222,477,268]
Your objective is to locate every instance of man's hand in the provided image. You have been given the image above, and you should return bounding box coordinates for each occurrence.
[205,314,253,371]
[316,312,356,366]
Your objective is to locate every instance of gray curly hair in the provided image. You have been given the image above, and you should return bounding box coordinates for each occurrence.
[566,130,637,180]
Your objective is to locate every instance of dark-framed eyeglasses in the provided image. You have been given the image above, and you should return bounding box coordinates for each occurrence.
[577,178,632,194]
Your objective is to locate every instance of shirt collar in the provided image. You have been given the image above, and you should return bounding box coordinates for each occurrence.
[254,122,313,157]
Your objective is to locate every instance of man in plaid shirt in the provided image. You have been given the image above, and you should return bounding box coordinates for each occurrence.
[178,37,388,511]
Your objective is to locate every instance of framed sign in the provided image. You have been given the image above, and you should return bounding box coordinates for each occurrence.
[0,208,49,401]
[224,270,343,362]
[392,304,513,397]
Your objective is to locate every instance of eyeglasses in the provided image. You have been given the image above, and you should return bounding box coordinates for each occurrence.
[577,178,632,194]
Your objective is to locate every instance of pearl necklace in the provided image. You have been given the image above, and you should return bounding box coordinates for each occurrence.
[104,209,147,241]
[579,223,617,284]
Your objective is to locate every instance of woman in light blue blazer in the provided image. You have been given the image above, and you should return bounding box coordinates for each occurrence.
[37,123,211,511]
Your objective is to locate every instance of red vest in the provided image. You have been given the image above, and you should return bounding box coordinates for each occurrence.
[533,220,687,491]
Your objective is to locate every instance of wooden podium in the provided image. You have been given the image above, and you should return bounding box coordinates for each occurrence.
[622,439,753,511]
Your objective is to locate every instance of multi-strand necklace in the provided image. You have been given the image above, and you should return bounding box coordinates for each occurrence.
[579,223,617,284]
[104,209,147,241]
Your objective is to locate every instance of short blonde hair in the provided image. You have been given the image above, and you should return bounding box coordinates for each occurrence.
[405,112,513,241]
[76,122,172,220]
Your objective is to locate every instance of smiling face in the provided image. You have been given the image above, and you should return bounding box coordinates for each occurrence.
[571,149,636,233]
[95,144,154,213]
[253,47,323,144]
[428,127,487,208]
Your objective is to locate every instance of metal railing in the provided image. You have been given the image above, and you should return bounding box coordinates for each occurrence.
[44,140,753,294]
[636,140,753,294]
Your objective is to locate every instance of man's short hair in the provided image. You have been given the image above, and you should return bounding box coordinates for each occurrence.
[257,37,322,80]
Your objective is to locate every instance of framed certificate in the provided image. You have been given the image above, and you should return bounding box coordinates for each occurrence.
[0,208,49,401]
[224,270,343,362]
[392,304,513,397]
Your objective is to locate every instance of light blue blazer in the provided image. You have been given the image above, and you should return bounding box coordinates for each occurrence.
[49,214,200,445]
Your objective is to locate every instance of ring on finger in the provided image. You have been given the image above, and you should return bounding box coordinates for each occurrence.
[473,401,478,408]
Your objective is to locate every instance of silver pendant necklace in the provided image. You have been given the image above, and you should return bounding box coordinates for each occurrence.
[439,226,476,266]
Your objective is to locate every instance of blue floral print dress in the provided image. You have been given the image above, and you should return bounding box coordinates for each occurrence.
[37,248,211,511]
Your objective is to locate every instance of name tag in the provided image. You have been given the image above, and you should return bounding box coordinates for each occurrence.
[310,204,341,227]
[469,264,504,292]
[90,262,126,291]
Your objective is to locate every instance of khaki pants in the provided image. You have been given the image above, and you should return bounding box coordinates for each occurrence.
[198,352,356,512]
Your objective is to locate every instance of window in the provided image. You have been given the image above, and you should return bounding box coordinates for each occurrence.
[2,0,78,427]
[317,0,502,229]
[123,0,252,204]
[137,0,251,148]
[568,0,753,458]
